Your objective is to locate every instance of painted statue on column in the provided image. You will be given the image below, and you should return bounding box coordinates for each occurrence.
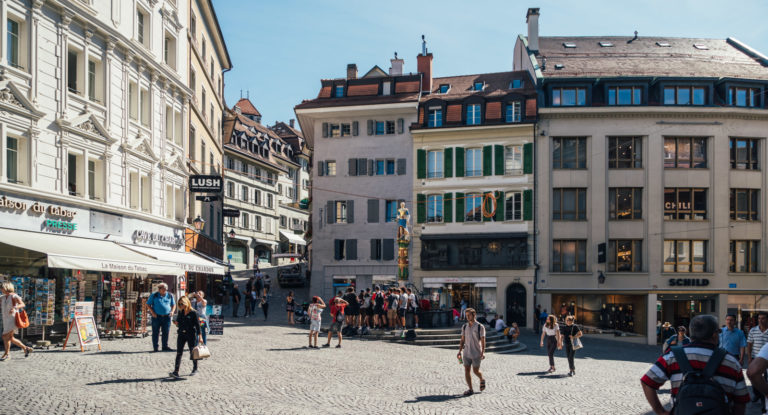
[397,202,410,281]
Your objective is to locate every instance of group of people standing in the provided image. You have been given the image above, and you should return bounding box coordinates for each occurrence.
[231,272,271,321]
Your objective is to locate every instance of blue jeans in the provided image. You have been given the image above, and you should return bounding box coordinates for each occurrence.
[151,315,171,350]
[199,320,208,345]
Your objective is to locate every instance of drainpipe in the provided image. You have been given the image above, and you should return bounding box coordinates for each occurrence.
[532,120,539,320]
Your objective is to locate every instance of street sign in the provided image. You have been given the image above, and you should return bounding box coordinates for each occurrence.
[195,195,220,202]
[222,208,240,217]
[189,175,222,193]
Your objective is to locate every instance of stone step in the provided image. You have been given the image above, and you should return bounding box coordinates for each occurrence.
[434,341,527,354]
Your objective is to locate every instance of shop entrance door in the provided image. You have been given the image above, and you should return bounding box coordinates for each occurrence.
[506,283,527,327]
[450,284,478,310]
[657,294,716,340]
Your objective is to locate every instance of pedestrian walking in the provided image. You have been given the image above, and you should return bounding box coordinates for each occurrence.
[534,305,542,335]
[244,278,253,317]
[260,292,270,321]
[539,314,561,373]
[561,315,582,376]
[457,308,486,396]
[1,282,33,361]
[286,291,296,325]
[307,296,325,348]
[192,291,208,345]
[662,326,690,354]
[641,315,748,415]
[720,314,747,364]
[169,296,204,379]
[263,273,271,295]
[407,288,419,329]
[747,311,768,407]
[323,294,348,348]
[231,285,241,318]
[147,283,176,352]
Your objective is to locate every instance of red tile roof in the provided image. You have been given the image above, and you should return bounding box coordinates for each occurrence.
[234,98,261,116]
[430,71,536,99]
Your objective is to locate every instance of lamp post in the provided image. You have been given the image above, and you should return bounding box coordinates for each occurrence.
[192,215,205,232]
[228,229,236,239]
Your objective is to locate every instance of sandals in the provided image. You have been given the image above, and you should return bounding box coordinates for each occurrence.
[546,367,555,373]
[463,389,474,396]
[0,355,8,361]
[24,347,32,358]
[479,379,486,391]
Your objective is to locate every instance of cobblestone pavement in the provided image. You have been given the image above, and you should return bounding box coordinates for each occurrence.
[2,315,764,415]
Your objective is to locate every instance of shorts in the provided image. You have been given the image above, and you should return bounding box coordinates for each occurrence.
[375,307,385,316]
[463,356,482,369]
[347,307,359,316]
[330,321,343,333]
[397,308,406,318]
[387,309,397,320]
[366,308,374,316]
[309,320,321,332]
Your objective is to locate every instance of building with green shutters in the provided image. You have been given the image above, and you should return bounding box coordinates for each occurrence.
[410,70,538,328]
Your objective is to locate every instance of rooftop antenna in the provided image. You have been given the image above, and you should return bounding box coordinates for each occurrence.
[421,35,427,56]
[247,90,250,99]
[240,89,242,99]
[627,30,638,44]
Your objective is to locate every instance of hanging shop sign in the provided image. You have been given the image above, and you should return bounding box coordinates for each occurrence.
[189,175,223,193]
[668,278,710,287]
[132,230,184,249]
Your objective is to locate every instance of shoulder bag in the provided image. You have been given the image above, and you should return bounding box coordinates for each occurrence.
[11,296,29,329]
[571,325,583,350]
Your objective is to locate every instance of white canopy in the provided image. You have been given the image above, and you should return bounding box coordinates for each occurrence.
[279,230,306,246]
[121,244,226,275]
[0,228,183,275]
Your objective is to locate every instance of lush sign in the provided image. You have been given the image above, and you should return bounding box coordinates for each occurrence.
[189,175,223,193]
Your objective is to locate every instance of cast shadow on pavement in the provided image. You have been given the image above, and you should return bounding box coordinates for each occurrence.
[536,374,570,379]
[267,346,315,351]
[87,376,178,386]
[404,394,470,403]
[516,371,549,376]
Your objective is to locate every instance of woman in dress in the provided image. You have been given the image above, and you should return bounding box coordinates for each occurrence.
[286,291,295,325]
[1,282,33,361]
[193,291,208,345]
[170,296,203,378]
[561,315,583,376]
[539,314,562,373]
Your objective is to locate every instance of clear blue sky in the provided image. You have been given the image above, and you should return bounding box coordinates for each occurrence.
[213,0,768,129]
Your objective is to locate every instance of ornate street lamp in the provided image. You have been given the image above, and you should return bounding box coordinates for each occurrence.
[192,215,205,232]
[228,229,236,239]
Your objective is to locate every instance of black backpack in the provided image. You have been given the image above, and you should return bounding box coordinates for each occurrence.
[404,329,417,341]
[670,347,729,415]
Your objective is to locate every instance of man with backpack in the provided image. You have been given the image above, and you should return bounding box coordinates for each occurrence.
[457,308,486,396]
[323,293,348,348]
[640,315,749,415]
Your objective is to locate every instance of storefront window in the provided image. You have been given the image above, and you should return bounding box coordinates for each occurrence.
[727,295,768,332]
[552,294,646,336]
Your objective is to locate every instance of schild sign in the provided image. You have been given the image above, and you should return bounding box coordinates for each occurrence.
[189,175,223,193]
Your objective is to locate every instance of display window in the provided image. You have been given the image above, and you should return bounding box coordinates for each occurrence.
[551,293,646,336]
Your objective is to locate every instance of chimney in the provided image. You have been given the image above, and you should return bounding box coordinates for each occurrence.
[417,35,433,93]
[346,63,357,80]
[389,52,404,76]
[289,119,295,128]
[526,8,540,52]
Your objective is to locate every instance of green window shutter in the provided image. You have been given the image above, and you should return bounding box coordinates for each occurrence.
[494,191,504,221]
[455,148,465,178]
[523,189,533,221]
[455,192,465,222]
[494,145,504,176]
[444,147,453,178]
[443,192,453,223]
[416,194,426,224]
[483,145,492,176]
[416,149,427,179]
[523,142,533,174]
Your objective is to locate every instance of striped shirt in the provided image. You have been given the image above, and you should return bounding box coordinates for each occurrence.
[747,326,768,356]
[640,343,749,404]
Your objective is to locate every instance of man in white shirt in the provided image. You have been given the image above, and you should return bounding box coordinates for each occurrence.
[495,315,508,333]
[407,288,419,329]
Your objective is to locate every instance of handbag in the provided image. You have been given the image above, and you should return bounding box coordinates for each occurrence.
[15,309,30,329]
[571,326,583,350]
[192,344,211,360]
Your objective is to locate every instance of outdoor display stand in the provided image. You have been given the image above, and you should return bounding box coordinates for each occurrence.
[63,302,101,352]
[208,305,224,335]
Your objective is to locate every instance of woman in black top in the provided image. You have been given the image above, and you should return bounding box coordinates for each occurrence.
[170,296,203,378]
[561,315,583,377]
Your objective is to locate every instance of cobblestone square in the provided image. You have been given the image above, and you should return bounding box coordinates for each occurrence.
[1,318,764,415]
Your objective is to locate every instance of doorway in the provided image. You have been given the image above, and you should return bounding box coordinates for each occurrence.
[506,283,527,327]
[657,294,716,341]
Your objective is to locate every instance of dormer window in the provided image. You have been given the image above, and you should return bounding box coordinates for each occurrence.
[473,82,484,91]
[728,87,760,107]
[466,104,482,125]
[439,84,450,94]
[563,42,576,48]
[608,86,642,105]
[663,86,706,105]
[506,101,522,123]
[428,107,442,128]
[510,79,523,89]
[552,87,586,106]
[334,85,344,97]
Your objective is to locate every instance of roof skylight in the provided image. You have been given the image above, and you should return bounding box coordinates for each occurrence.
[554,64,564,70]
[693,44,709,50]
[563,42,577,48]
[656,42,671,47]
[599,41,614,47]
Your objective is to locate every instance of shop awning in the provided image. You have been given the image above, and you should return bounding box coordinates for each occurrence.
[279,230,306,246]
[0,228,183,275]
[121,245,226,275]
[253,237,278,246]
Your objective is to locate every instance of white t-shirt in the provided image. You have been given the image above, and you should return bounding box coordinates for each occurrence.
[400,294,408,309]
[761,343,768,412]
[543,324,559,336]
[495,319,507,332]
[408,293,417,309]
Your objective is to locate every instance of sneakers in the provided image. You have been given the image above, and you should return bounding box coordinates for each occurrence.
[189,370,198,377]
[169,372,180,379]
[322,344,330,348]
[335,344,342,348]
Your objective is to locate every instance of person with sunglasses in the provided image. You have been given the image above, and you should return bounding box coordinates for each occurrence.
[662,325,690,354]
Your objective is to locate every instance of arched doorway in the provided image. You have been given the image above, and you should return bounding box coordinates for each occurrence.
[506,283,527,327]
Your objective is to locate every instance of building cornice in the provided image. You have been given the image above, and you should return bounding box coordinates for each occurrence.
[538,106,768,121]
[411,123,535,136]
